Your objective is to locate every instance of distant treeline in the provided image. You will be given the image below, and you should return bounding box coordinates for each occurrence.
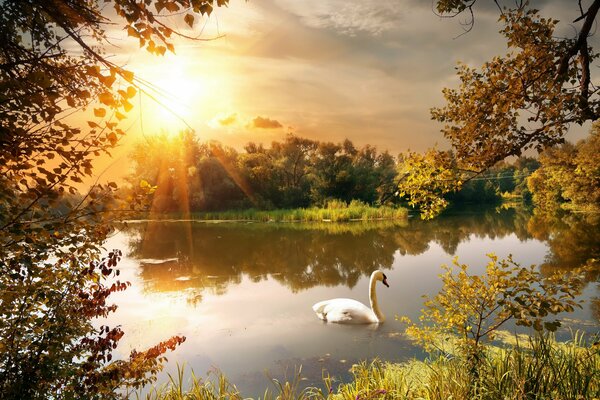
[125,130,598,213]
[446,157,540,205]
[126,132,398,212]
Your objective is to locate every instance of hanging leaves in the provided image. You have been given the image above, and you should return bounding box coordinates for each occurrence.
[184,13,194,28]
[1,0,231,397]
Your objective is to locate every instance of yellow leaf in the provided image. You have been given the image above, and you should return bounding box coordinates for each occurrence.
[121,70,135,83]
[107,132,118,145]
[165,2,180,12]
[127,26,139,38]
[100,74,116,87]
[122,100,133,112]
[98,92,113,106]
[126,86,137,98]
[94,108,106,118]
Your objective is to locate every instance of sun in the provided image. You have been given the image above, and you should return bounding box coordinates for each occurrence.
[135,56,203,132]
[153,60,195,124]
[128,48,235,137]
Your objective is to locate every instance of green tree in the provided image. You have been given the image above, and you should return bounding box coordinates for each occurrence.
[270,135,317,208]
[240,142,281,208]
[1,0,228,397]
[311,141,353,204]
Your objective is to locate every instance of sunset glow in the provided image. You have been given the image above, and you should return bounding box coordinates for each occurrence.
[5,0,600,398]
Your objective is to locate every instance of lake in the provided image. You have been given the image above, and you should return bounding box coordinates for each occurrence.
[102,207,599,396]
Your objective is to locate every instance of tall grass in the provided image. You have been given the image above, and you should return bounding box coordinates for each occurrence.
[139,365,244,400]
[190,200,408,223]
[140,333,599,400]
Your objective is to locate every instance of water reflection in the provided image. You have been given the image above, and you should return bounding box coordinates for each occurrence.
[527,212,600,273]
[120,206,598,297]
[109,206,598,397]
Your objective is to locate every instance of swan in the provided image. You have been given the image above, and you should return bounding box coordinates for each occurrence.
[312,270,389,324]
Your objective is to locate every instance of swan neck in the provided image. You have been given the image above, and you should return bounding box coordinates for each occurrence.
[369,274,385,322]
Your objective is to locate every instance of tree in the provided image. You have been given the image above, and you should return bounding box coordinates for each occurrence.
[1,0,228,397]
[528,125,600,212]
[397,149,458,219]
[270,135,317,208]
[401,254,585,385]
[401,1,600,218]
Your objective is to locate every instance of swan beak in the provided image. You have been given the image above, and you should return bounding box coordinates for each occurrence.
[383,278,389,288]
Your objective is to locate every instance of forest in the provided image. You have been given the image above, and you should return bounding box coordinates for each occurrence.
[123,128,599,216]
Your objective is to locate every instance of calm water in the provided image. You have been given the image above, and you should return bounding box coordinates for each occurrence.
[103,207,599,396]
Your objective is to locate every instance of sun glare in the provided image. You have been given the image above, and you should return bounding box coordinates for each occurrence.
[136,56,203,133]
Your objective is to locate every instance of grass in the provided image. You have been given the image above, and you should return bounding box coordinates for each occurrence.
[147,200,408,223]
[138,333,600,400]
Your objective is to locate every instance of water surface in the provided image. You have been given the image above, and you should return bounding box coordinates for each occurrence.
[103,207,599,396]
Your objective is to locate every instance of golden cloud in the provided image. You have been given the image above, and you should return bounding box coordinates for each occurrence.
[208,112,238,128]
[249,116,283,129]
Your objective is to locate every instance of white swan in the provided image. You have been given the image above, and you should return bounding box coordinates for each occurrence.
[312,270,389,324]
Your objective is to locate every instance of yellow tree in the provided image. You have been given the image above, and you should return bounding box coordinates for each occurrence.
[400,1,600,218]
[401,255,585,379]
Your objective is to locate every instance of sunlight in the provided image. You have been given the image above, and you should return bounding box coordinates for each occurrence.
[135,55,205,132]
[153,59,195,125]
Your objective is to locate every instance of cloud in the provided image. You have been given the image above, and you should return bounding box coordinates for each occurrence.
[208,112,238,128]
[275,0,405,36]
[218,113,238,126]
[249,116,283,129]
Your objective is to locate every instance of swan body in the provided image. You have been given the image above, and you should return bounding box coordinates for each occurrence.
[312,270,389,324]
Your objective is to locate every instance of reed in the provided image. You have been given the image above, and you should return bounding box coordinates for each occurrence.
[141,333,600,400]
[190,200,408,223]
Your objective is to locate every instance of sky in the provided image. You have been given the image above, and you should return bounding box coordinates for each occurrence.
[91,0,594,179]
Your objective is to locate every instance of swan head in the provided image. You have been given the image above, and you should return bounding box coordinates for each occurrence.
[371,270,389,288]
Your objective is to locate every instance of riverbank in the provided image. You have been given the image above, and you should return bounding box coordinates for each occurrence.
[141,333,600,399]
[144,201,408,223]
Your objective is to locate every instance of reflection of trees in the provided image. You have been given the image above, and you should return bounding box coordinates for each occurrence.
[121,206,548,297]
[396,206,533,255]
[528,212,600,281]
[124,222,399,294]
[120,206,599,310]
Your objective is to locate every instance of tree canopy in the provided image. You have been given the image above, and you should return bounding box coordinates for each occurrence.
[125,132,399,212]
[400,1,600,218]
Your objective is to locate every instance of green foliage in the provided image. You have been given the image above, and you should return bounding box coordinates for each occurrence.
[140,365,244,400]
[140,335,600,400]
[186,200,407,223]
[126,132,401,213]
[446,156,540,206]
[400,255,585,363]
[333,335,600,400]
